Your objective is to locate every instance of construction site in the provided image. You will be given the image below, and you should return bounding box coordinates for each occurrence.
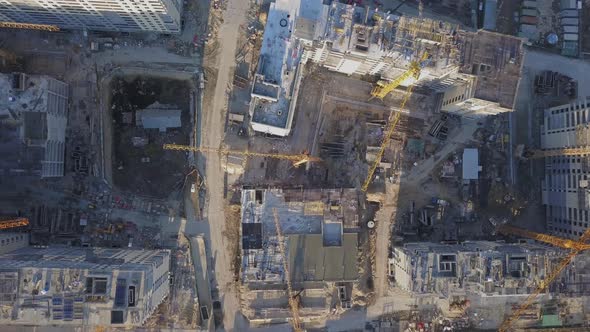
[0,0,589,331]
[107,75,193,198]
[216,0,590,331]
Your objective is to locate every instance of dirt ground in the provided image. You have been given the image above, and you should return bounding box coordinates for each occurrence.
[109,76,191,197]
[196,0,251,329]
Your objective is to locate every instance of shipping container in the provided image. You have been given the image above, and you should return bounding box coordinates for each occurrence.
[563,25,579,33]
[561,17,579,25]
[521,8,538,16]
[560,0,577,9]
[560,9,579,17]
[563,33,579,41]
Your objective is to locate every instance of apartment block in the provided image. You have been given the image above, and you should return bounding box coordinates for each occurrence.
[240,188,360,323]
[0,0,182,33]
[0,246,170,327]
[390,241,569,298]
[541,97,590,238]
[0,73,68,178]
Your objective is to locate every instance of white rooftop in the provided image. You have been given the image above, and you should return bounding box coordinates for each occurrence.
[250,0,328,136]
[136,103,181,132]
[462,148,479,180]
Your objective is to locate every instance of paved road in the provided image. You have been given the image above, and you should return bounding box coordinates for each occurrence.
[197,0,249,330]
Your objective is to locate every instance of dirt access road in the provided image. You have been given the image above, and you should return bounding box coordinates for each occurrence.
[199,0,249,330]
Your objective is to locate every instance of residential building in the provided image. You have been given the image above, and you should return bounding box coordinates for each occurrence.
[0,246,170,327]
[0,0,182,33]
[0,73,68,178]
[541,98,590,238]
[249,0,466,136]
[240,188,360,323]
[389,241,571,298]
[462,148,480,181]
[248,0,327,136]
[431,31,523,119]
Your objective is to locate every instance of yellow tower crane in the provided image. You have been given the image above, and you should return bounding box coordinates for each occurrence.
[0,22,59,31]
[369,52,429,100]
[272,209,303,332]
[362,53,428,192]
[517,144,590,159]
[497,225,590,332]
[163,144,321,167]
[0,218,29,230]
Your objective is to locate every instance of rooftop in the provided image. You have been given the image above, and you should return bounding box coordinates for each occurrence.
[240,188,360,284]
[0,246,170,326]
[391,240,572,296]
[288,233,358,282]
[459,30,523,108]
[136,102,181,132]
[250,0,327,135]
[462,148,479,180]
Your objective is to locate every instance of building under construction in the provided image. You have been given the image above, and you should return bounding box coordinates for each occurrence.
[0,246,170,328]
[240,188,360,324]
[250,0,524,138]
[541,97,590,239]
[0,72,68,178]
[389,241,587,297]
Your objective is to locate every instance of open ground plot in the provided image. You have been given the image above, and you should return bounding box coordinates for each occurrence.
[109,75,192,197]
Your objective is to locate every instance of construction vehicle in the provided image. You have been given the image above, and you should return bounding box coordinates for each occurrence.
[272,209,303,332]
[163,144,321,167]
[516,144,590,159]
[0,218,29,230]
[0,22,59,32]
[362,53,429,192]
[369,52,429,100]
[497,224,590,332]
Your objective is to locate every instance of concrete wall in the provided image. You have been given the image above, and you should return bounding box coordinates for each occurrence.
[0,233,28,255]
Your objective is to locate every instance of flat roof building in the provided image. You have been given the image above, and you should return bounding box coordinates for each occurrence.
[431,31,523,118]
[136,103,181,132]
[0,0,182,33]
[249,0,327,136]
[0,246,170,327]
[462,148,479,180]
[390,241,571,298]
[0,73,68,178]
[541,98,590,239]
[240,188,360,322]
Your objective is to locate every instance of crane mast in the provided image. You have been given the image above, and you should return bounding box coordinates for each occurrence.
[163,144,320,167]
[497,225,590,331]
[272,209,303,332]
[0,22,59,31]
